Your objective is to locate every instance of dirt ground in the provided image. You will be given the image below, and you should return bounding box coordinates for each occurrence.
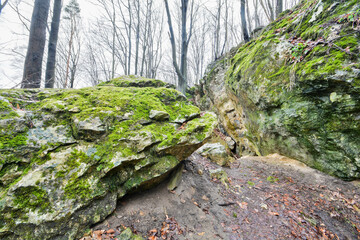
[88,153,360,240]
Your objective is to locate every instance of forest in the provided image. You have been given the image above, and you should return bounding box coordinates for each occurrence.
[0,0,299,91]
[0,0,359,239]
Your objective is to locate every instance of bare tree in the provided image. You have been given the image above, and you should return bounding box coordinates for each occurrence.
[164,0,195,94]
[45,0,62,88]
[21,0,50,88]
[63,0,80,88]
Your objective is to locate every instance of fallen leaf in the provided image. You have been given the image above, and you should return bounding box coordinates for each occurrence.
[269,211,280,216]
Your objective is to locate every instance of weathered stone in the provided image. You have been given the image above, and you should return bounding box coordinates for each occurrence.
[196,143,233,166]
[198,0,360,180]
[149,110,170,121]
[0,76,217,240]
[73,116,106,140]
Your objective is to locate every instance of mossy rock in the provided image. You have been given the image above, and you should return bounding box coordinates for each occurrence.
[0,76,217,239]
[98,75,176,89]
[200,0,360,180]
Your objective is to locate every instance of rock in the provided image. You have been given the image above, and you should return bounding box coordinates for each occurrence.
[149,110,170,121]
[117,228,144,240]
[73,116,106,140]
[198,1,360,180]
[99,75,176,89]
[0,76,217,239]
[209,168,229,187]
[225,137,236,150]
[196,143,233,167]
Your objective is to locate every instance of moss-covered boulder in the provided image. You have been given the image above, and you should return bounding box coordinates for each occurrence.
[0,76,217,239]
[199,0,360,180]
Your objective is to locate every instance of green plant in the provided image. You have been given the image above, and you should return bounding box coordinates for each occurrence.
[247,181,255,186]
[291,42,307,59]
[266,176,279,183]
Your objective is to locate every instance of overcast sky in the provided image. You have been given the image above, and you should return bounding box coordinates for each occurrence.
[0,0,224,88]
[0,0,100,88]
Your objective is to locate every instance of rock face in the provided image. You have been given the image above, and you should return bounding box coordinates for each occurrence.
[198,0,360,180]
[0,76,217,239]
[196,143,233,166]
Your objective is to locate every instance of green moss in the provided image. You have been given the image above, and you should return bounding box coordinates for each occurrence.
[64,177,92,200]
[98,75,174,89]
[0,99,19,120]
[13,186,50,213]
[0,132,27,150]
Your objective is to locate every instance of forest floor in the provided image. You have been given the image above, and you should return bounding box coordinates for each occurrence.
[86,153,360,240]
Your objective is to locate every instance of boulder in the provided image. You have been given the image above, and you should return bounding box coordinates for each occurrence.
[149,110,170,121]
[196,143,233,167]
[198,0,360,180]
[0,76,217,239]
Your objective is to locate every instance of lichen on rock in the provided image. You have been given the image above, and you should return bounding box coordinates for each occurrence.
[198,0,360,180]
[0,76,217,239]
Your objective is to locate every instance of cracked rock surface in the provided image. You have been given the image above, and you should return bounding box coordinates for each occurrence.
[0,76,217,240]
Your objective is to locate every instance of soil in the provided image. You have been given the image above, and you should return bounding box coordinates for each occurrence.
[87,153,360,240]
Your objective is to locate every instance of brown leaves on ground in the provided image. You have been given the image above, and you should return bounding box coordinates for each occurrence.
[147,216,184,240]
[80,228,117,240]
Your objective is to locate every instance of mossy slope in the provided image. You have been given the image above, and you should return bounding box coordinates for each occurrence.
[201,0,360,180]
[0,76,217,239]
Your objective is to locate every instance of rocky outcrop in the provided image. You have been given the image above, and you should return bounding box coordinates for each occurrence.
[198,0,360,180]
[0,76,217,239]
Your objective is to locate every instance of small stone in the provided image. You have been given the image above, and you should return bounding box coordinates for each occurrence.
[149,110,170,121]
[260,203,268,210]
[69,107,81,113]
[225,137,236,150]
[202,195,209,201]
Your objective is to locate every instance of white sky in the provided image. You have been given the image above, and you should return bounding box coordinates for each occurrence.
[0,0,224,88]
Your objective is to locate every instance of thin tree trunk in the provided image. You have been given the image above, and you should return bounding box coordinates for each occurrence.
[220,0,228,56]
[164,0,185,93]
[214,0,221,59]
[259,0,272,22]
[240,0,250,43]
[276,0,283,18]
[180,0,189,93]
[267,0,274,21]
[127,0,132,75]
[45,0,62,88]
[0,0,9,14]
[64,17,75,88]
[22,0,50,88]
[254,0,260,28]
[134,0,140,75]
[111,0,116,79]
[246,0,252,35]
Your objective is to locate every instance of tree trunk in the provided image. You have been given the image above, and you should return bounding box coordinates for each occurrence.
[246,0,252,35]
[164,0,186,93]
[134,0,140,75]
[22,0,50,88]
[126,0,132,75]
[254,0,260,28]
[64,17,75,88]
[240,0,250,43]
[179,0,189,93]
[45,0,62,88]
[276,0,283,18]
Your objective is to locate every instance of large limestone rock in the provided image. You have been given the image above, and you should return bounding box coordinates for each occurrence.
[198,0,360,180]
[0,76,217,239]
